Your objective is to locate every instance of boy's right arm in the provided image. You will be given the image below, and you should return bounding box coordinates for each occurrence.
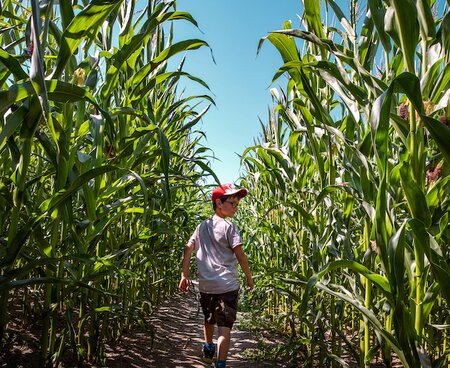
[179,242,195,293]
[233,245,254,291]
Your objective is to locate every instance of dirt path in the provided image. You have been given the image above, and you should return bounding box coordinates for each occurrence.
[104,286,275,368]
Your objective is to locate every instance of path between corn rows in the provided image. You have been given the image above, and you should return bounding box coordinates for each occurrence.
[104,285,276,368]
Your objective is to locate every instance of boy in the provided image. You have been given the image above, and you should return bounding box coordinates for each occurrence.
[179,183,254,368]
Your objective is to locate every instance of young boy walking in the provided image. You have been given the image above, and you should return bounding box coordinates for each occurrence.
[179,183,254,368]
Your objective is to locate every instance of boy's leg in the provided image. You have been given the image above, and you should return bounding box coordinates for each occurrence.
[202,323,216,363]
[215,290,239,365]
[200,293,217,363]
[217,326,231,361]
[204,322,215,343]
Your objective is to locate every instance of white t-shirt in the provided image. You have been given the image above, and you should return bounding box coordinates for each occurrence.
[188,214,243,293]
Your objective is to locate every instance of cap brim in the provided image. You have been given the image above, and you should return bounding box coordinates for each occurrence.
[231,188,248,198]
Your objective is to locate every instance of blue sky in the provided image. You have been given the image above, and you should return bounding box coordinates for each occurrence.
[170,0,303,184]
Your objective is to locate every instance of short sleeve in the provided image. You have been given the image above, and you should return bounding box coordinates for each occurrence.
[188,225,199,250]
[227,223,243,249]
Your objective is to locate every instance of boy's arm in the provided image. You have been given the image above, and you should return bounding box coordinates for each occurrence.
[179,242,195,293]
[233,245,254,291]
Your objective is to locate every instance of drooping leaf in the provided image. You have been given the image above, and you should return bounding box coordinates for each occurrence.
[367,0,392,54]
[0,48,28,80]
[100,12,201,100]
[51,0,124,79]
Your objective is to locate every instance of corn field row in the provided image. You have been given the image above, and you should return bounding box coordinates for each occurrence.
[0,0,215,366]
[0,0,449,368]
[239,0,450,367]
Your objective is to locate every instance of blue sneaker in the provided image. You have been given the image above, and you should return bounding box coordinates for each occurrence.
[202,343,215,364]
[215,360,226,368]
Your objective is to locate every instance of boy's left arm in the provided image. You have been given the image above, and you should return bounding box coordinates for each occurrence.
[179,242,195,293]
[233,245,254,291]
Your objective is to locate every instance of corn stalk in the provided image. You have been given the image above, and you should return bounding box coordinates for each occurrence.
[241,0,450,366]
[0,0,215,365]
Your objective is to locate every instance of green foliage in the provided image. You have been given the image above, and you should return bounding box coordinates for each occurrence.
[243,0,450,366]
[0,0,214,365]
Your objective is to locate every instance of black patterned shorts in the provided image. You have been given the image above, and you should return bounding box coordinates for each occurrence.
[200,289,239,328]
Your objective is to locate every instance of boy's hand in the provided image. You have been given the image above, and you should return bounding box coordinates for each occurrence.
[247,277,254,292]
[179,276,190,293]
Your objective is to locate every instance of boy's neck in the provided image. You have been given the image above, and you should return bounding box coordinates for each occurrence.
[214,210,227,219]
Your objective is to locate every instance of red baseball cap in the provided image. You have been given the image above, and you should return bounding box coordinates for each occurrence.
[212,183,248,203]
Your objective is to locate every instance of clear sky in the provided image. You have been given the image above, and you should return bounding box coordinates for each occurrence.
[170,0,303,184]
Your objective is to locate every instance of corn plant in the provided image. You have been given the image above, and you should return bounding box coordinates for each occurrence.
[0,0,215,365]
[240,0,450,366]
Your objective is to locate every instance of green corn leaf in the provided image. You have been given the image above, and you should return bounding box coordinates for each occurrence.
[422,116,450,165]
[325,0,355,40]
[429,62,450,104]
[440,12,450,57]
[272,28,387,95]
[399,161,431,227]
[0,218,33,268]
[370,81,392,171]
[2,257,60,282]
[372,72,450,168]
[264,147,293,181]
[281,200,318,236]
[409,219,450,306]
[29,0,48,123]
[315,282,410,367]
[276,59,368,115]
[389,113,409,146]
[118,0,135,46]
[390,0,420,73]
[420,57,444,100]
[0,277,71,291]
[422,282,440,322]
[0,80,111,127]
[388,221,407,300]
[0,80,34,113]
[358,11,375,67]
[260,31,303,89]
[0,48,28,80]
[0,105,27,150]
[374,171,391,274]
[110,106,154,125]
[392,72,450,165]
[416,0,436,40]
[131,71,210,105]
[157,128,171,205]
[194,160,221,185]
[367,0,392,54]
[313,185,351,211]
[51,0,124,79]
[101,12,201,100]
[300,259,393,321]
[426,175,450,209]
[303,0,325,39]
[40,165,121,215]
[59,0,75,30]
[177,103,212,133]
[308,60,368,104]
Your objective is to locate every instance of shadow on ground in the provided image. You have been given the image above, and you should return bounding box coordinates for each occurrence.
[104,289,276,368]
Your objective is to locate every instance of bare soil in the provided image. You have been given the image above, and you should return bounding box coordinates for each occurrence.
[1,287,279,368]
[104,291,277,368]
[1,287,401,368]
